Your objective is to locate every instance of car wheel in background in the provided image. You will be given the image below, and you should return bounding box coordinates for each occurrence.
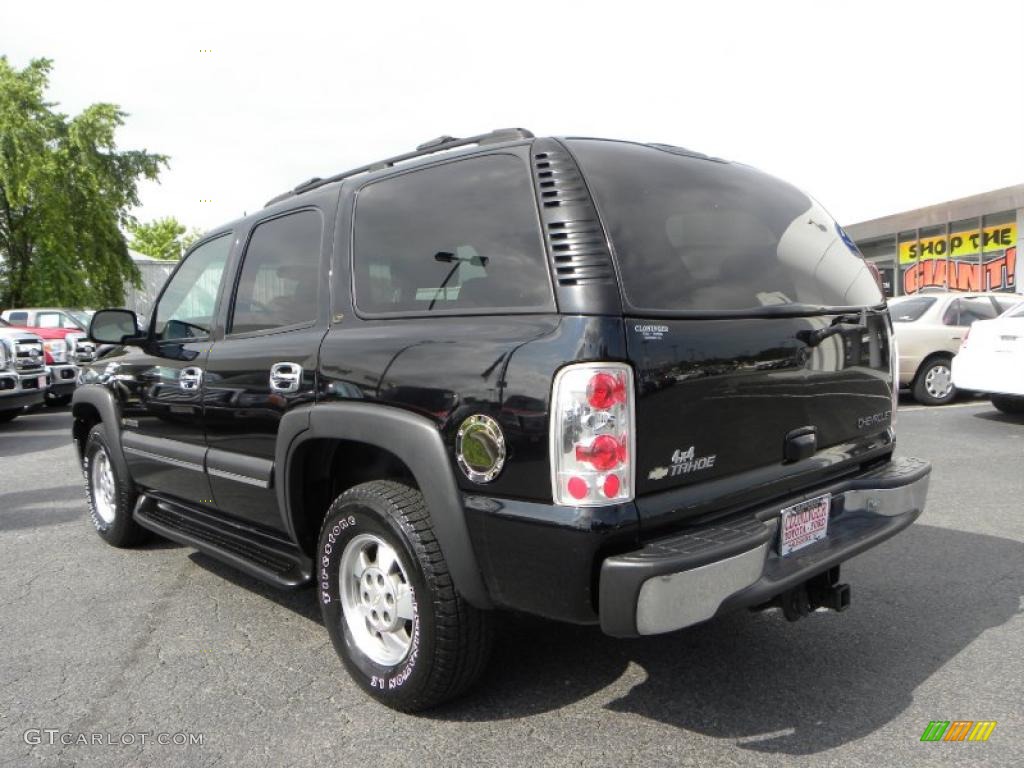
[991,395,1024,415]
[913,357,956,405]
[0,410,19,423]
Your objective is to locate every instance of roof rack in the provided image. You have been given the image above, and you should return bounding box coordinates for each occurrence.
[264,127,535,207]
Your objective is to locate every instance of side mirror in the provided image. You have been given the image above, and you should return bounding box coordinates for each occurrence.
[89,309,143,345]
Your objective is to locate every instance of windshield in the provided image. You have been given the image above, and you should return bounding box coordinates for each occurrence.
[67,310,93,329]
[889,296,936,322]
[569,140,884,313]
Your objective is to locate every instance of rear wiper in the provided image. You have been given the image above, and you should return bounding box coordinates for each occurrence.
[797,309,868,347]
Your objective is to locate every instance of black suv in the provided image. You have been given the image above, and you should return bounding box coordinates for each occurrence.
[76,129,931,711]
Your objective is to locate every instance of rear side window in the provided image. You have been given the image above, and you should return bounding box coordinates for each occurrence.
[569,140,884,313]
[353,154,553,315]
[230,210,323,334]
[889,296,935,322]
[8,311,28,324]
[942,297,998,327]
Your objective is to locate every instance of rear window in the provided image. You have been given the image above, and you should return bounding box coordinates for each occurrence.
[569,140,883,313]
[889,296,936,322]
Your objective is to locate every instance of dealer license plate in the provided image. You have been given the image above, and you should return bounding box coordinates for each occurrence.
[779,494,831,556]
[37,375,47,389]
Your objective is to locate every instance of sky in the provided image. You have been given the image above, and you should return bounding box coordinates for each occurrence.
[3,0,1022,235]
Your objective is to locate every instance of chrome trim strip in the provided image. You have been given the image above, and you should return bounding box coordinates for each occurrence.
[636,542,769,635]
[123,446,204,473]
[207,466,271,489]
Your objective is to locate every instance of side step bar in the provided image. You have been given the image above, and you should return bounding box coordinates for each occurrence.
[134,494,312,589]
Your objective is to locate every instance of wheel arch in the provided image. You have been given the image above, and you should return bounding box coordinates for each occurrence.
[277,403,493,610]
[912,350,955,384]
[71,385,127,476]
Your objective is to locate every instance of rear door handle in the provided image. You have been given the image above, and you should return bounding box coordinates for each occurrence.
[270,362,303,394]
[179,366,203,391]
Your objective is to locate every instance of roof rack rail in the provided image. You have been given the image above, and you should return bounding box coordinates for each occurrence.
[264,127,535,207]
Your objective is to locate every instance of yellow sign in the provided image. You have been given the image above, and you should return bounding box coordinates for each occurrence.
[898,223,1017,264]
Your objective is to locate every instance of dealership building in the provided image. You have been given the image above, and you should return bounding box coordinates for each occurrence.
[845,184,1023,298]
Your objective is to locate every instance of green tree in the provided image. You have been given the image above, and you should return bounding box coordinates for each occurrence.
[0,57,167,307]
[128,216,201,261]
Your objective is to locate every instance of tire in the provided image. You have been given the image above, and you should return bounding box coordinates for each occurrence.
[991,395,1024,415]
[46,394,73,407]
[0,410,19,423]
[83,424,149,547]
[912,357,956,405]
[317,480,492,712]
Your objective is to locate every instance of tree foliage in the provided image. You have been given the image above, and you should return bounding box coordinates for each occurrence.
[128,216,201,261]
[0,57,167,307]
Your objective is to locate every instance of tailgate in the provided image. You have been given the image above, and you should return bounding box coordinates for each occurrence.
[628,311,894,518]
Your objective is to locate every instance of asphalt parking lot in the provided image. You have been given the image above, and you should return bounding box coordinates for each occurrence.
[1,400,1022,767]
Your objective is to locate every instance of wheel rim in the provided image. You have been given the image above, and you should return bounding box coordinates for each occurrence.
[90,448,117,525]
[924,363,953,399]
[339,533,416,666]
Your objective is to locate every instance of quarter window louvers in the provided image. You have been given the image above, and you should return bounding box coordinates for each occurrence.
[532,146,615,287]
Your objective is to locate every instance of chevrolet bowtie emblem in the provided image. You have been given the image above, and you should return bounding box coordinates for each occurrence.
[648,467,669,480]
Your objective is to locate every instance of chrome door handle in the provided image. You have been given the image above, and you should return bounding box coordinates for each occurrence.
[180,366,203,391]
[270,362,303,394]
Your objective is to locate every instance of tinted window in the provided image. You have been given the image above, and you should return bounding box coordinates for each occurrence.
[889,296,936,322]
[154,234,232,341]
[353,155,552,315]
[943,297,998,327]
[570,140,884,312]
[230,210,322,334]
[8,311,27,324]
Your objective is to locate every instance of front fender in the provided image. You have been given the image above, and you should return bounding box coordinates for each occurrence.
[71,384,128,479]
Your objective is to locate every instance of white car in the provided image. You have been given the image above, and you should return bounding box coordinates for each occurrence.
[951,300,1024,414]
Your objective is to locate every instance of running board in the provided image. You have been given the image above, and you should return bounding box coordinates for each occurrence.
[133,494,312,588]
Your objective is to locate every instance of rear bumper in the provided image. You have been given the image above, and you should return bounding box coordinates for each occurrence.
[599,455,930,637]
[951,351,1024,396]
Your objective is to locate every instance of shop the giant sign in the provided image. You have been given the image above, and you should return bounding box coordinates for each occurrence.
[900,223,1017,293]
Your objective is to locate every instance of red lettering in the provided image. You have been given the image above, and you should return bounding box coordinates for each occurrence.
[954,261,981,291]
[903,264,921,294]
[984,257,1004,290]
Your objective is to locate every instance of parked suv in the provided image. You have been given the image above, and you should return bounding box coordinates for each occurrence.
[75,129,931,711]
[888,291,1022,405]
[0,319,48,422]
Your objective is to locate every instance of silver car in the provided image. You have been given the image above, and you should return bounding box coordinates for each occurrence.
[889,291,1023,405]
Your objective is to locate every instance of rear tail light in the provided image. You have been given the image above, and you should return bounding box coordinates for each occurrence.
[550,363,635,506]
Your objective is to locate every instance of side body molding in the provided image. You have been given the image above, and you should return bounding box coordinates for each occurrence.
[71,384,128,478]
[276,403,493,610]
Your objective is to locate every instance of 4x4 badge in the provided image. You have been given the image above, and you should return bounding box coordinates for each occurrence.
[648,445,718,480]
